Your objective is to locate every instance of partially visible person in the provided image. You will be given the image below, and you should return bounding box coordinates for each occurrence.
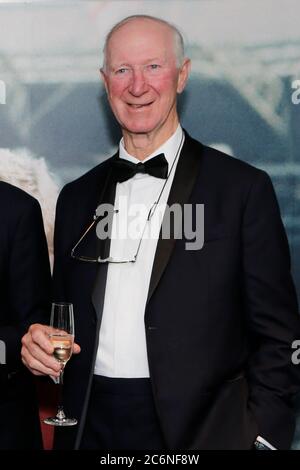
[0,148,59,267]
[0,148,59,449]
[0,181,51,449]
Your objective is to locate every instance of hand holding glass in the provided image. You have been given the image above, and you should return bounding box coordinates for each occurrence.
[44,302,77,426]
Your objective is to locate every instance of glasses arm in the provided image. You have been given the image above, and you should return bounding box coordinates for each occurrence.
[71,219,97,259]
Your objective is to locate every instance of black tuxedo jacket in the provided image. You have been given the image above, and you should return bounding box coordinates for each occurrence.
[0,182,51,449]
[53,132,300,450]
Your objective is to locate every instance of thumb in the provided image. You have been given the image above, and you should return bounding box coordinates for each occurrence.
[73,343,81,354]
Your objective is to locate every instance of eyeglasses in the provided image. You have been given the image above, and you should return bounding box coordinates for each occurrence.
[70,133,184,264]
[71,201,158,264]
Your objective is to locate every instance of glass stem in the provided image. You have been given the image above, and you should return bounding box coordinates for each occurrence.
[56,366,65,420]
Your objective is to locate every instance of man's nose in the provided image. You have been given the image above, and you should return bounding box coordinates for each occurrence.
[129,69,148,96]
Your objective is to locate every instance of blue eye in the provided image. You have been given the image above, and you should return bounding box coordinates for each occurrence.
[116,68,128,74]
[149,64,160,70]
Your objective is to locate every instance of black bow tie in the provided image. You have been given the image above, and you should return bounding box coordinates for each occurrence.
[112,153,168,183]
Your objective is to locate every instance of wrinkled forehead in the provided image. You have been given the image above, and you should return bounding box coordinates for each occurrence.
[106,19,176,67]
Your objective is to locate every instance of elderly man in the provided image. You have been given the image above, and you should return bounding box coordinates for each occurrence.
[22,15,300,450]
[0,181,51,449]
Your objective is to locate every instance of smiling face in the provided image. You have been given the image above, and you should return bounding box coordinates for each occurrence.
[101,18,190,148]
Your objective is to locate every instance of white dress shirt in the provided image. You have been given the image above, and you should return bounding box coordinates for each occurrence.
[94,125,184,377]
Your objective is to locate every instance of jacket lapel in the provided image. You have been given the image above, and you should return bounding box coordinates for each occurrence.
[74,157,117,449]
[147,132,203,303]
[88,156,117,320]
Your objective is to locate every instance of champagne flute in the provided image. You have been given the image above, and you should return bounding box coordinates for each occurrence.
[44,302,77,426]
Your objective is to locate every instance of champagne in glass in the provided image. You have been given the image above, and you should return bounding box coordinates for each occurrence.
[44,302,77,426]
[51,334,73,365]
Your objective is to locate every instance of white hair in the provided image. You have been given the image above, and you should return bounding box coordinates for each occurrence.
[102,15,185,71]
[0,148,59,267]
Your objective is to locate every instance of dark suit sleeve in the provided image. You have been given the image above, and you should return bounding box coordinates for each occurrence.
[0,198,51,370]
[242,170,300,449]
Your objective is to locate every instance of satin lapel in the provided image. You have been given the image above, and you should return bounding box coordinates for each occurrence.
[74,157,117,449]
[91,160,117,320]
[147,132,203,304]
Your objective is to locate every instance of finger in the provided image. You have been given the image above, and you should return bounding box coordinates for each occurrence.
[22,324,53,354]
[23,341,61,372]
[22,346,60,376]
[22,358,58,377]
[21,356,45,376]
[22,362,47,376]
[28,325,55,354]
[73,343,81,354]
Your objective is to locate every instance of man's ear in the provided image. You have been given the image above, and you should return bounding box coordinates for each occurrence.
[177,58,191,94]
[100,68,108,93]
